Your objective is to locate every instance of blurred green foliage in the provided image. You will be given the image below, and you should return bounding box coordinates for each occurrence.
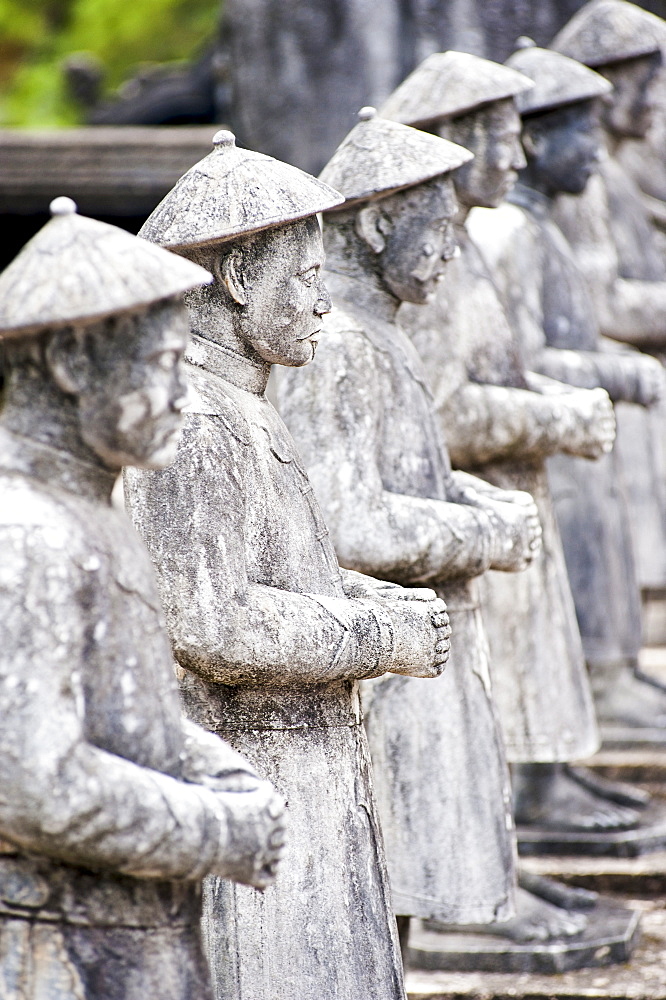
[0,0,220,125]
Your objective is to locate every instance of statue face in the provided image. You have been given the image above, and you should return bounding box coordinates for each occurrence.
[440,98,526,209]
[521,99,602,196]
[600,52,662,140]
[76,299,190,470]
[379,175,459,304]
[236,217,331,367]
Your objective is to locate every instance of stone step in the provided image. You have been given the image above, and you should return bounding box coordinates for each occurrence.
[406,898,666,1000]
[521,853,666,896]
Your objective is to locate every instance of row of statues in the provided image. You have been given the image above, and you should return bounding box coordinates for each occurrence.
[2,0,666,996]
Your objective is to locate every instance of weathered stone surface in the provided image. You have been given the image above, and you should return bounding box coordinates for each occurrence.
[401,229,601,764]
[278,114,545,931]
[469,181,664,734]
[384,59,606,775]
[222,0,666,174]
[140,129,343,250]
[127,135,451,999]
[378,51,532,129]
[0,203,286,999]
[319,107,472,208]
[404,897,666,999]
[552,0,666,67]
[518,801,666,856]
[551,9,666,601]
[0,196,210,337]
[522,850,666,894]
[507,42,612,115]
[409,897,639,973]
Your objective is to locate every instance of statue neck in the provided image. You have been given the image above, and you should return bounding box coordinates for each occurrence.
[323,226,401,322]
[187,294,271,395]
[0,375,117,503]
[517,162,555,200]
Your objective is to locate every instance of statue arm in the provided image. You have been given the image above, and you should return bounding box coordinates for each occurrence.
[277,330,494,585]
[535,343,662,406]
[179,718,263,791]
[599,277,666,349]
[124,418,433,684]
[0,528,244,882]
[443,380,590,466]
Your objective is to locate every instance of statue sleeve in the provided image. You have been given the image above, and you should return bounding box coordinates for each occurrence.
[277,327,494,585]
[124,417,398,684]
[0,526,234,882]
[536,344,659,404]
[444,380,582,465]
[600,277,666,348]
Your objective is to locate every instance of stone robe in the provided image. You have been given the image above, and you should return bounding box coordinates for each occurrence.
[278,272,516,926]
[125,335,406,1000]
[469,186,644,677]
[400,224,599,761]
[0,427,254,1000]
[553,155,666,593]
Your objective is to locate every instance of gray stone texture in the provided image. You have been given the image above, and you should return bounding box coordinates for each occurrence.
[0,205,286,999]
[550,7,666,596]
[222,0,665,173]
[401,222,601,762]
[277,119,544,926]
[468,182,662,732]
[278,264,519,925]
[126,134,453,999]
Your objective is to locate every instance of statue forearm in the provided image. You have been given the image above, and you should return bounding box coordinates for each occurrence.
[322,484,494,585]
[0,736,225,882]
[601,278,666,348]
[168,583,398,685]
[444,381,577,466]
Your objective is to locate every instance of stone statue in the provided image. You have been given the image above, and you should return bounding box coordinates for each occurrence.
[222,0,666,173]
[470,39,666,740]
[125,132,451,1000]
[277,109,544,956]
[379,51,643,948]
[0,198,287,1000]
[551,1,666,636]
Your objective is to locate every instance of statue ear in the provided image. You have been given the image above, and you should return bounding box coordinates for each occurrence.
[520,129,539,159]
[45,327,89,396]
[355,204,389,254]
[220,251,247,306]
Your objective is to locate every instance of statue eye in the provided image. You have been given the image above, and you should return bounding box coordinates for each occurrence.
[422,244,434,257]
[299,267,318,286]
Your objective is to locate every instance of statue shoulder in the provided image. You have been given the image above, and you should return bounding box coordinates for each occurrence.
[183,365,252,447]
[0,475,97,592]
[319,302,379,370]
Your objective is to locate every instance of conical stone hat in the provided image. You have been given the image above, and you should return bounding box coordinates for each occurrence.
[319,108,473,210]
[379,51,533,128]
[551,0,666,68]
[139,130,345,250]
[506,41,613,115]
[0,198,212,339]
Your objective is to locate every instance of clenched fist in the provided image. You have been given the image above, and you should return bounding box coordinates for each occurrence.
[483,491,543,572]
[624,353,665,408]
[212,780,287,889]
[385,596,451,678]
[561,387,616,459]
